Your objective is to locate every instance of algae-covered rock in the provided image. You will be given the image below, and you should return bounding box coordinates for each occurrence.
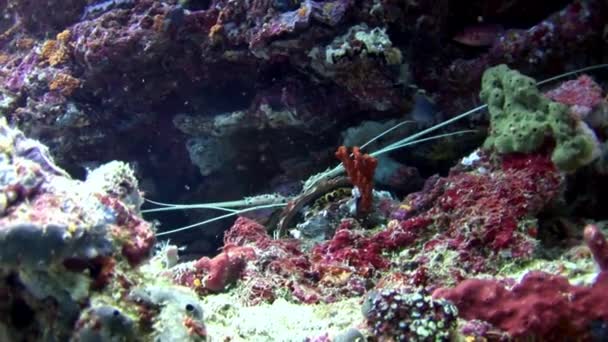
[480,64,598,171]
[73,305,136,342]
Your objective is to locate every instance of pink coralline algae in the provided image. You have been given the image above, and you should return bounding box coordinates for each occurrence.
[183,217,385,303]
[4,51,38,92]
[384,152,563,281]
[169,148,566,305]
[250,0,353,49]
[250,4,312,49]
[100,194,156,266]
[190,246,256,292]
[222,217,318,303]
[367,216,427,251]
[434,153,561,251]
[312,222,389,272]
[545,74,604,119]
[172,217,302,296]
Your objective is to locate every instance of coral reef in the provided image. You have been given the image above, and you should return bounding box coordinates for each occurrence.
[1,66,608,339]
[0,0,607,340]
[166,148,566,303]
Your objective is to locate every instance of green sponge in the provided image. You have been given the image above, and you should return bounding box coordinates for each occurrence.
[480,64,597,171]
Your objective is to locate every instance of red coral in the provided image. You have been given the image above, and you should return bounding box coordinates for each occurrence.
[335,146,378,215]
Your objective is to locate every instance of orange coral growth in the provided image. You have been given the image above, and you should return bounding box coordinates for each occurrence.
[335,146,377,215]
[297,5,309,17]
[152,14,166,32]
[41,41,69,66]
[15,38,35,50]
[209,23,224,42]
[40,40,58,59]
[40,29,72,66]
[49,72,81,96]
[56,29,71,43]
[0,53,9,65]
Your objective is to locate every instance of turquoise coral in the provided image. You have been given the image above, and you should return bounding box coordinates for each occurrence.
[480,64,597,171]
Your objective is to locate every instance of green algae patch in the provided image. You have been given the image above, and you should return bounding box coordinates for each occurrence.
[480,64,597,171]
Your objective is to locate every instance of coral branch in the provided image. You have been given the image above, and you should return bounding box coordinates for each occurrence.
[335,146,377,215]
